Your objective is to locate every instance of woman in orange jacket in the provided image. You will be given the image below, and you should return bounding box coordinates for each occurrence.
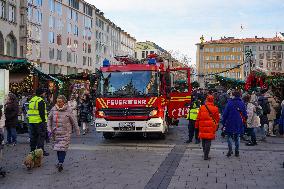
[195,95,220,160]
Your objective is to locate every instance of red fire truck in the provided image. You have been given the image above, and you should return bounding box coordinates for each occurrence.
[95,55,191,139]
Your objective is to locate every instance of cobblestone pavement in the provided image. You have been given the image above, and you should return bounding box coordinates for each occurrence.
[0,119,283,189]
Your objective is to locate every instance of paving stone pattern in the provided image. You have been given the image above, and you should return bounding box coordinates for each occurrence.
[0,119,283,189]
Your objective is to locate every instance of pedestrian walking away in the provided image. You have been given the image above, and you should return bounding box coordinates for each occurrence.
[185,98,200,144]
[28,88,49,156]
[48,95,80,172]
[265,90,279,137]
[4,93,19,146]
[257,90,270,140]
[222,90,247,157]
[195,95,220,160]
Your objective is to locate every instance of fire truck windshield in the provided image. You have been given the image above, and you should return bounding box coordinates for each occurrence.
[98,71,159,97]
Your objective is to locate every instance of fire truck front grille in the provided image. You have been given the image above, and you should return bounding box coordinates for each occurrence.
[103,108,153,117]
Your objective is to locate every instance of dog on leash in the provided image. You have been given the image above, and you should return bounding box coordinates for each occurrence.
[23,149,43,170]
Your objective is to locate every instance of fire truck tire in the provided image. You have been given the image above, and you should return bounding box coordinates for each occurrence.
[103,132,114,139]
[158,132,166,140]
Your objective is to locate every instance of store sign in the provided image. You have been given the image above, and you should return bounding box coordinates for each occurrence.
[0,70,9,105]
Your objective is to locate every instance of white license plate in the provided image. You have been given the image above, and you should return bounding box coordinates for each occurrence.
[119,122,135,131]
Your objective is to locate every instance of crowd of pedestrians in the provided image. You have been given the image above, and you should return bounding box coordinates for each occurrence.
[0,89,94,172]
[186,88,284,161]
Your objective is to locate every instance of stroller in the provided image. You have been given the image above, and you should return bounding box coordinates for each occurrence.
[0,128,5,177]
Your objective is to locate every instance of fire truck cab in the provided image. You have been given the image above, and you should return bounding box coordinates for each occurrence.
[95,56,191,139]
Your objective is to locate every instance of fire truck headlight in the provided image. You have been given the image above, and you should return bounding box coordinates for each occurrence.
[148,123,161,127]
[98,111,105,117]
[96,123,107,127]
[149,109,158,117]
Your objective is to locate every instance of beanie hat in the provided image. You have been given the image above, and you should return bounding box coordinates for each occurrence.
[36,88,46,96]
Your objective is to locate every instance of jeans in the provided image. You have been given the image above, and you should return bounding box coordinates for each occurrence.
[202,139,211,158]
[30,123,46,152]
[6,127,17,144]
[279,124,284,135]
[57,151,66,164]
[227,133,240,152]
[259,124,267,138]
[246,128,256,144]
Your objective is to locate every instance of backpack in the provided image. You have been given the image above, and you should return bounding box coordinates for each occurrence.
[259,97,271,115]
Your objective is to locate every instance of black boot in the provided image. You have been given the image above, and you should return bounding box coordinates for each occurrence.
[226,150,233,157]
[235,151,239,157]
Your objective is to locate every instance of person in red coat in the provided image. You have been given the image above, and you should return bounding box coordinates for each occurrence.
[195,95,220,160]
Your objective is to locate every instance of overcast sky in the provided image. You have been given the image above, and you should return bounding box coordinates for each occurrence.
[87,0,284,65]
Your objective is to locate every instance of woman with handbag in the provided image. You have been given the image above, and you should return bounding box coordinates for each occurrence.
[243,95,261,146]
[195,95,220,160]
[47,95,80,172]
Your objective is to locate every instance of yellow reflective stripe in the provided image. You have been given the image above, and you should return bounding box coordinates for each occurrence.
[97,98,106,108]
[100,99,108,108]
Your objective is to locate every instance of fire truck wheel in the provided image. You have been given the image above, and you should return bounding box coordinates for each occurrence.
[103,132,114,140]
[158,133,166,140]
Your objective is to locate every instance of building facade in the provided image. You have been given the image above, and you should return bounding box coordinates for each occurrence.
[0,0,137,74]
[0,0,21,57]
[196,36,284,86]
[135,41,167,60]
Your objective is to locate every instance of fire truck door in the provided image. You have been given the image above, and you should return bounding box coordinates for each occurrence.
[167,68,191,119]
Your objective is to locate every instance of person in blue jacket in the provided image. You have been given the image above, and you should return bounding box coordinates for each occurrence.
[222,90,247,157]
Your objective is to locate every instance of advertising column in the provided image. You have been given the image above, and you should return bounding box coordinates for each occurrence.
[0,69,9,105]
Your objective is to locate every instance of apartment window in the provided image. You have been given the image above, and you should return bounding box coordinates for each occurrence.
[34,46,40,59]
[266,52,271,59]
[49,64,55,74]
[35,0,43,7]
[67,37,71,47]
[84,16,92,28]
[225,55,230,60]
[8,5,16,22]
[26,42,32,56]
[259,53,264,59]
[56,2,62,16]
[69,0,79,10]
[259,46,264,51]
[88,44,91,53]
[278,61,282,69]
[67,52,72,62]
[252,46,256,51]
[74,40,78,49]
[83,56,87,65]
[245,46,249,51]
[0,1,5,18]
[67,23,72,34]
[56,19,63,32]
[48,32,54,43]
[49,48,55,59]
[210,48,214,53]
[150,51,154,54]
[221,47,225,52]
[73,11,78,22]
[35,10,42,24]
[68,8,72,19]
[49,0,55,12]
[74,54,78,64]
[226,63,231,68]
[74,25,79,36]
[83,42,87,53]
[225,47,230,52]
[277,52,282,59]
[83,3,93,16]
[259,60,263,68]
[278,45,282,51]
[49,16,55,28]
[272,46,276,51]
[57,49,62,60]
[267,45,271,50]
[142,51,145,58]
[57,35,62,45]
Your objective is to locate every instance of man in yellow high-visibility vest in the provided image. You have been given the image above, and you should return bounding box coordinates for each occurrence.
[185,98,201,144]
[28,88,49,156]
